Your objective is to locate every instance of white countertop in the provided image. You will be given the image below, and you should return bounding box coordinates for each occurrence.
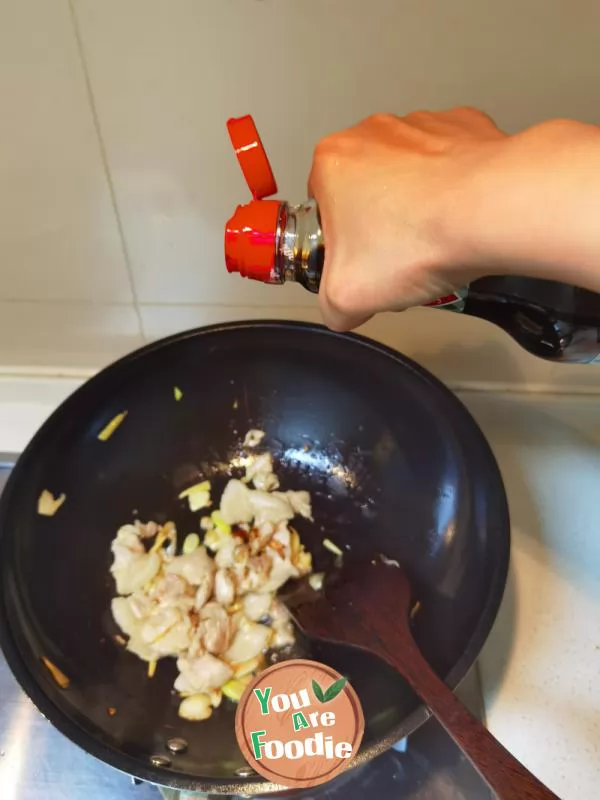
[0,376,598,799]
[464,392,600,800]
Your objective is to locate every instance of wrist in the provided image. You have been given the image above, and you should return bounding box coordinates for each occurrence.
[433,136,514,282]
[438,119,600,290]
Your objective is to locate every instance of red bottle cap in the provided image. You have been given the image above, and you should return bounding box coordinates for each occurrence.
[227,115,278,200]
[225,199,280,280]
[225,115,280,281]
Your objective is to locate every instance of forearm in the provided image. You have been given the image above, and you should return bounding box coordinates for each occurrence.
[450,119,600,292]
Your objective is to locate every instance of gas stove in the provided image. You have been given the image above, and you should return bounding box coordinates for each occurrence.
[0,459,492,800]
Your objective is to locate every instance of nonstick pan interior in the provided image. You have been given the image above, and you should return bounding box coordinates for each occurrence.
[0,322,509,794]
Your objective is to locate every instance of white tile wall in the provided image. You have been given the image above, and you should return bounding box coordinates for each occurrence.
[0,0,134,303]
[0,301,143,369]
[72,0,600,309]
[0,0,599,390]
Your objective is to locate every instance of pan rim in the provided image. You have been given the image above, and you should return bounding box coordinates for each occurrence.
[0,319,510,794]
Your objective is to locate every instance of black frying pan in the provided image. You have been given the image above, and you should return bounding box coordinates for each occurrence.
[0,321,509,796]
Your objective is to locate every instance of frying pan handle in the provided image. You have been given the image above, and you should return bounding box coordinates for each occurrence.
[387,645,559,800]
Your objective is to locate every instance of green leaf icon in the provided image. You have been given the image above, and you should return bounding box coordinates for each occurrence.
[323,677,348,703]
[312,679,325,703]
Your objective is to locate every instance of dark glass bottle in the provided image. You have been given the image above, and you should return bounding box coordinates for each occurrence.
[225,116,600,364]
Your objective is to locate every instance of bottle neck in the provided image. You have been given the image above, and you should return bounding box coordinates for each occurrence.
[276,199,323,293]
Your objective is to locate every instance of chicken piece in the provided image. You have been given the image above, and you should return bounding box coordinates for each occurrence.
[128,591,153,619]
[259,527,302,593]
[285,491,312,520]
[246,453,280,492]
[165,547,215,586]
[224,618,272,664]
[242,592,273,622]
[108,455,313,706]
[257,532,299,594]
[209,688,223,708]
[187,623,205,660]
[248,522,275,555]
[261,559,298,594]
[194,572,214,611]
[126,635,157,662]
[198,602,233,655]
[112,551,161,596]
[111,596,143,639]
[134,520,159,539]
[233,655,263,678]
[215,537,246,570]
[173,671,196,695]
[271,621,295,649]
[214,569,236,607]
[142,573,194,615]
[269,599,296,649]
[149,573,191,607]
[110,523,163,595]
[269,599,290,627]
[249,491,295,527]
[175,654,233,694]
[219,480,253,525]
[178,693,212,721]
[110,525,144,570]
[243,429,266,448]
[151,615,193,657]
[229,610,245,633]
[140,607,181,644]
[113,595,193,657]
[236,553,272,594]
[271,526,292,558]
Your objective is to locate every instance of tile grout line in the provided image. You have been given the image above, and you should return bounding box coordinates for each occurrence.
[0,297,317,309]
[0,367,597,398]
[67,0,145,337]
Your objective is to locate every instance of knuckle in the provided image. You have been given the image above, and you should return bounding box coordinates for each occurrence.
[365,112,397,127]
[451,105,494,124]
[404,109,434,122]
[312,134,349,164]
[539,118,582,138]
[452,105,481,116]
[311,138,334,171]
[309,140,337,192]
[311,132,358,175]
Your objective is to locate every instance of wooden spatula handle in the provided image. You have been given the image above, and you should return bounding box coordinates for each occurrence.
[385,642,559,800]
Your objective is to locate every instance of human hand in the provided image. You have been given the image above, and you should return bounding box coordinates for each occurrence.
[308,108,506,330]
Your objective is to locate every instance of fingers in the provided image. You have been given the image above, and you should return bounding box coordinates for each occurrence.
[306,106,503,331]
[405,106,505,139]
[308,122,397,331]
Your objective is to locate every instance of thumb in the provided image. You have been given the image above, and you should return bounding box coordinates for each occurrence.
[318,285,373,332]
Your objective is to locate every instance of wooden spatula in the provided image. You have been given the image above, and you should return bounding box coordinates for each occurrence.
[282,559,558,800]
